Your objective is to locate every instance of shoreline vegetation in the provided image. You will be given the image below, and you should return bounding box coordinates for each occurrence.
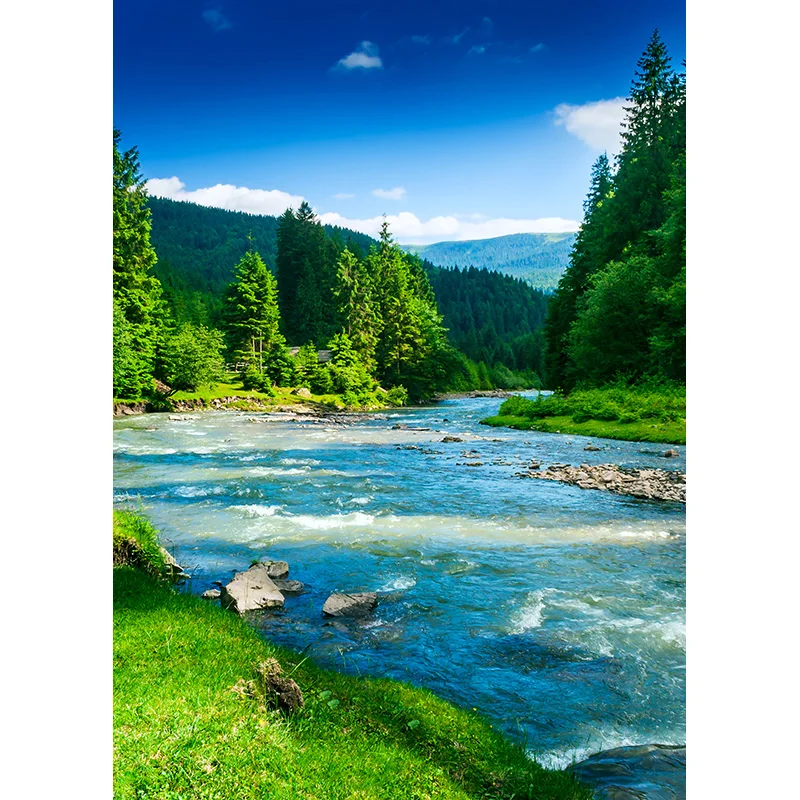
[113,510,592,800]
[480,386,686,445]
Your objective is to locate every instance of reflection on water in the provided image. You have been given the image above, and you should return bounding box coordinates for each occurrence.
[114,396,686,767]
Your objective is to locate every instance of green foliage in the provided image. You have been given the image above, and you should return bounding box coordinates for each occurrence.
[386,385,409,406]
[544,32,686,390]
[161,323,226,391]
[113,130,167,398]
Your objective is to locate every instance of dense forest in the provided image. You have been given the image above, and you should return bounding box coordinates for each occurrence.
[544,31,686,391]
[405,232,575,291]
[141,196,549,391]
[113,139,547,404]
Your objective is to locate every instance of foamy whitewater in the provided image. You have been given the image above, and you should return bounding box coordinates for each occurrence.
[114,394,686,764]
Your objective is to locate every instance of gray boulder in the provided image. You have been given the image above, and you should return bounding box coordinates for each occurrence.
[322,592,378,617]
[222,564,285,614]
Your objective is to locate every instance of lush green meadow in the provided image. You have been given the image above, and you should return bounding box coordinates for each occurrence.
[481,386,686,444]
[113,512,590,800]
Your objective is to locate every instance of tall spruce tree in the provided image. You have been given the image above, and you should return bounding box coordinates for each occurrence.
[113,130,166,398]
[333,248,381,371]
[223,248,289,385]
[544,153,613,389]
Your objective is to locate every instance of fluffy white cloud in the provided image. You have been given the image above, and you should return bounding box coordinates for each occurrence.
[553,97,626,154]
[317,211,579,245]
[332,192,355,200]
[145,177,304,216]
[372,186,407,200]
[335,41,382,70]
[202,8,232,32]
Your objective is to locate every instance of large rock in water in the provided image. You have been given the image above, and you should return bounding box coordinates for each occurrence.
[322,592,378,617]
[221,564,285,614]
[567,744,686,800]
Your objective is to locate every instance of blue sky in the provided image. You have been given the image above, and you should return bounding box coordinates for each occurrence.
[114,0,685,243]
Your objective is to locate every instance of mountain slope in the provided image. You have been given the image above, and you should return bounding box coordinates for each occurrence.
[404,232,576,291]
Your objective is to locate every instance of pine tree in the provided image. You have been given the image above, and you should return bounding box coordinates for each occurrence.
[223,248,289,386]
[544,153,614,389]
[113,130,166,398]
[333,248,381,371]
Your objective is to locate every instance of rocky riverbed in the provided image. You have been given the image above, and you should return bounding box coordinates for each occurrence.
[518,462,686,503]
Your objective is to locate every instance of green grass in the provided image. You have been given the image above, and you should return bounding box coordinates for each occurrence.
[481,414,686,445]
[113,509,171,576]
[480,385,686,445]
[114,530,591,798]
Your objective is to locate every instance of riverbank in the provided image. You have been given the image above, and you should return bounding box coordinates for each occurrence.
[113,511,591,800]
[114,380,396,417]
[481,387,686,445]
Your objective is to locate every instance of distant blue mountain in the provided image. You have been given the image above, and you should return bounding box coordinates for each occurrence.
[403,232,576,291]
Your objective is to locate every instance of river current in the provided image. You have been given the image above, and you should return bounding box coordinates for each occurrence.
[113,395,686,768]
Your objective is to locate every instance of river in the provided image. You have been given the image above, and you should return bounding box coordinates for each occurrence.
[113,395,686,769]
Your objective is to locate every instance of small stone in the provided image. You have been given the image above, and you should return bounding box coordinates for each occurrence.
[271,579,305,594]
[201,589,221,600]
[441,436,464,443]
[584,444,601,451]
[322,592,378,617]
[663,449,679,458]
[263,560,289,578]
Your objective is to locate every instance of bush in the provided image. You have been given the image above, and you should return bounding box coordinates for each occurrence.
[386,386,408,407]
[161,323,226,391]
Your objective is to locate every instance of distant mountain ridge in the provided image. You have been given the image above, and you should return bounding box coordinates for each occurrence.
[403,232,576,291]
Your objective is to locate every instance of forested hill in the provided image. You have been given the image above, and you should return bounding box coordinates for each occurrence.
[147,197,376,324]
[403,232,576,291]
[146,196,550,382]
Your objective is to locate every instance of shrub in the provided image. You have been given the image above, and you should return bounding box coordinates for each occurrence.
[386,386,408,407]
[161,323,226,391]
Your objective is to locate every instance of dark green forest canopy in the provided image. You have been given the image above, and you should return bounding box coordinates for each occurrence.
[404,232,576,291]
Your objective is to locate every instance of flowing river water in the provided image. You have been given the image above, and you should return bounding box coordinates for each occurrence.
[113,395,686,769]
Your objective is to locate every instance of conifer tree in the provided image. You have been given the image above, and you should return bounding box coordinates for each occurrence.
[333,248,381,371]
[113,130,166,398]
[224,248,289,386]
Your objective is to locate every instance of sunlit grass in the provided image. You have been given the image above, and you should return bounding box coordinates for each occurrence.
[114,532,592,799]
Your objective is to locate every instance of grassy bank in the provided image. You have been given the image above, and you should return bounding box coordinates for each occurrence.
[115,373,401,414]
[114,512,591,799]
[480,386,686,445]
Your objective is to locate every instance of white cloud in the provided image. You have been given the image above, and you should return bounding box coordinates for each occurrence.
[530,43,545,54]
[468,45,487,56]
[553,97,626,154]
[202,8,232,32]
[372,186,407,201]
[317,211,579,245]
[145,177,304,216]
[335,41,383,70]
[333,192,355,199]
[446,28,469,44]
